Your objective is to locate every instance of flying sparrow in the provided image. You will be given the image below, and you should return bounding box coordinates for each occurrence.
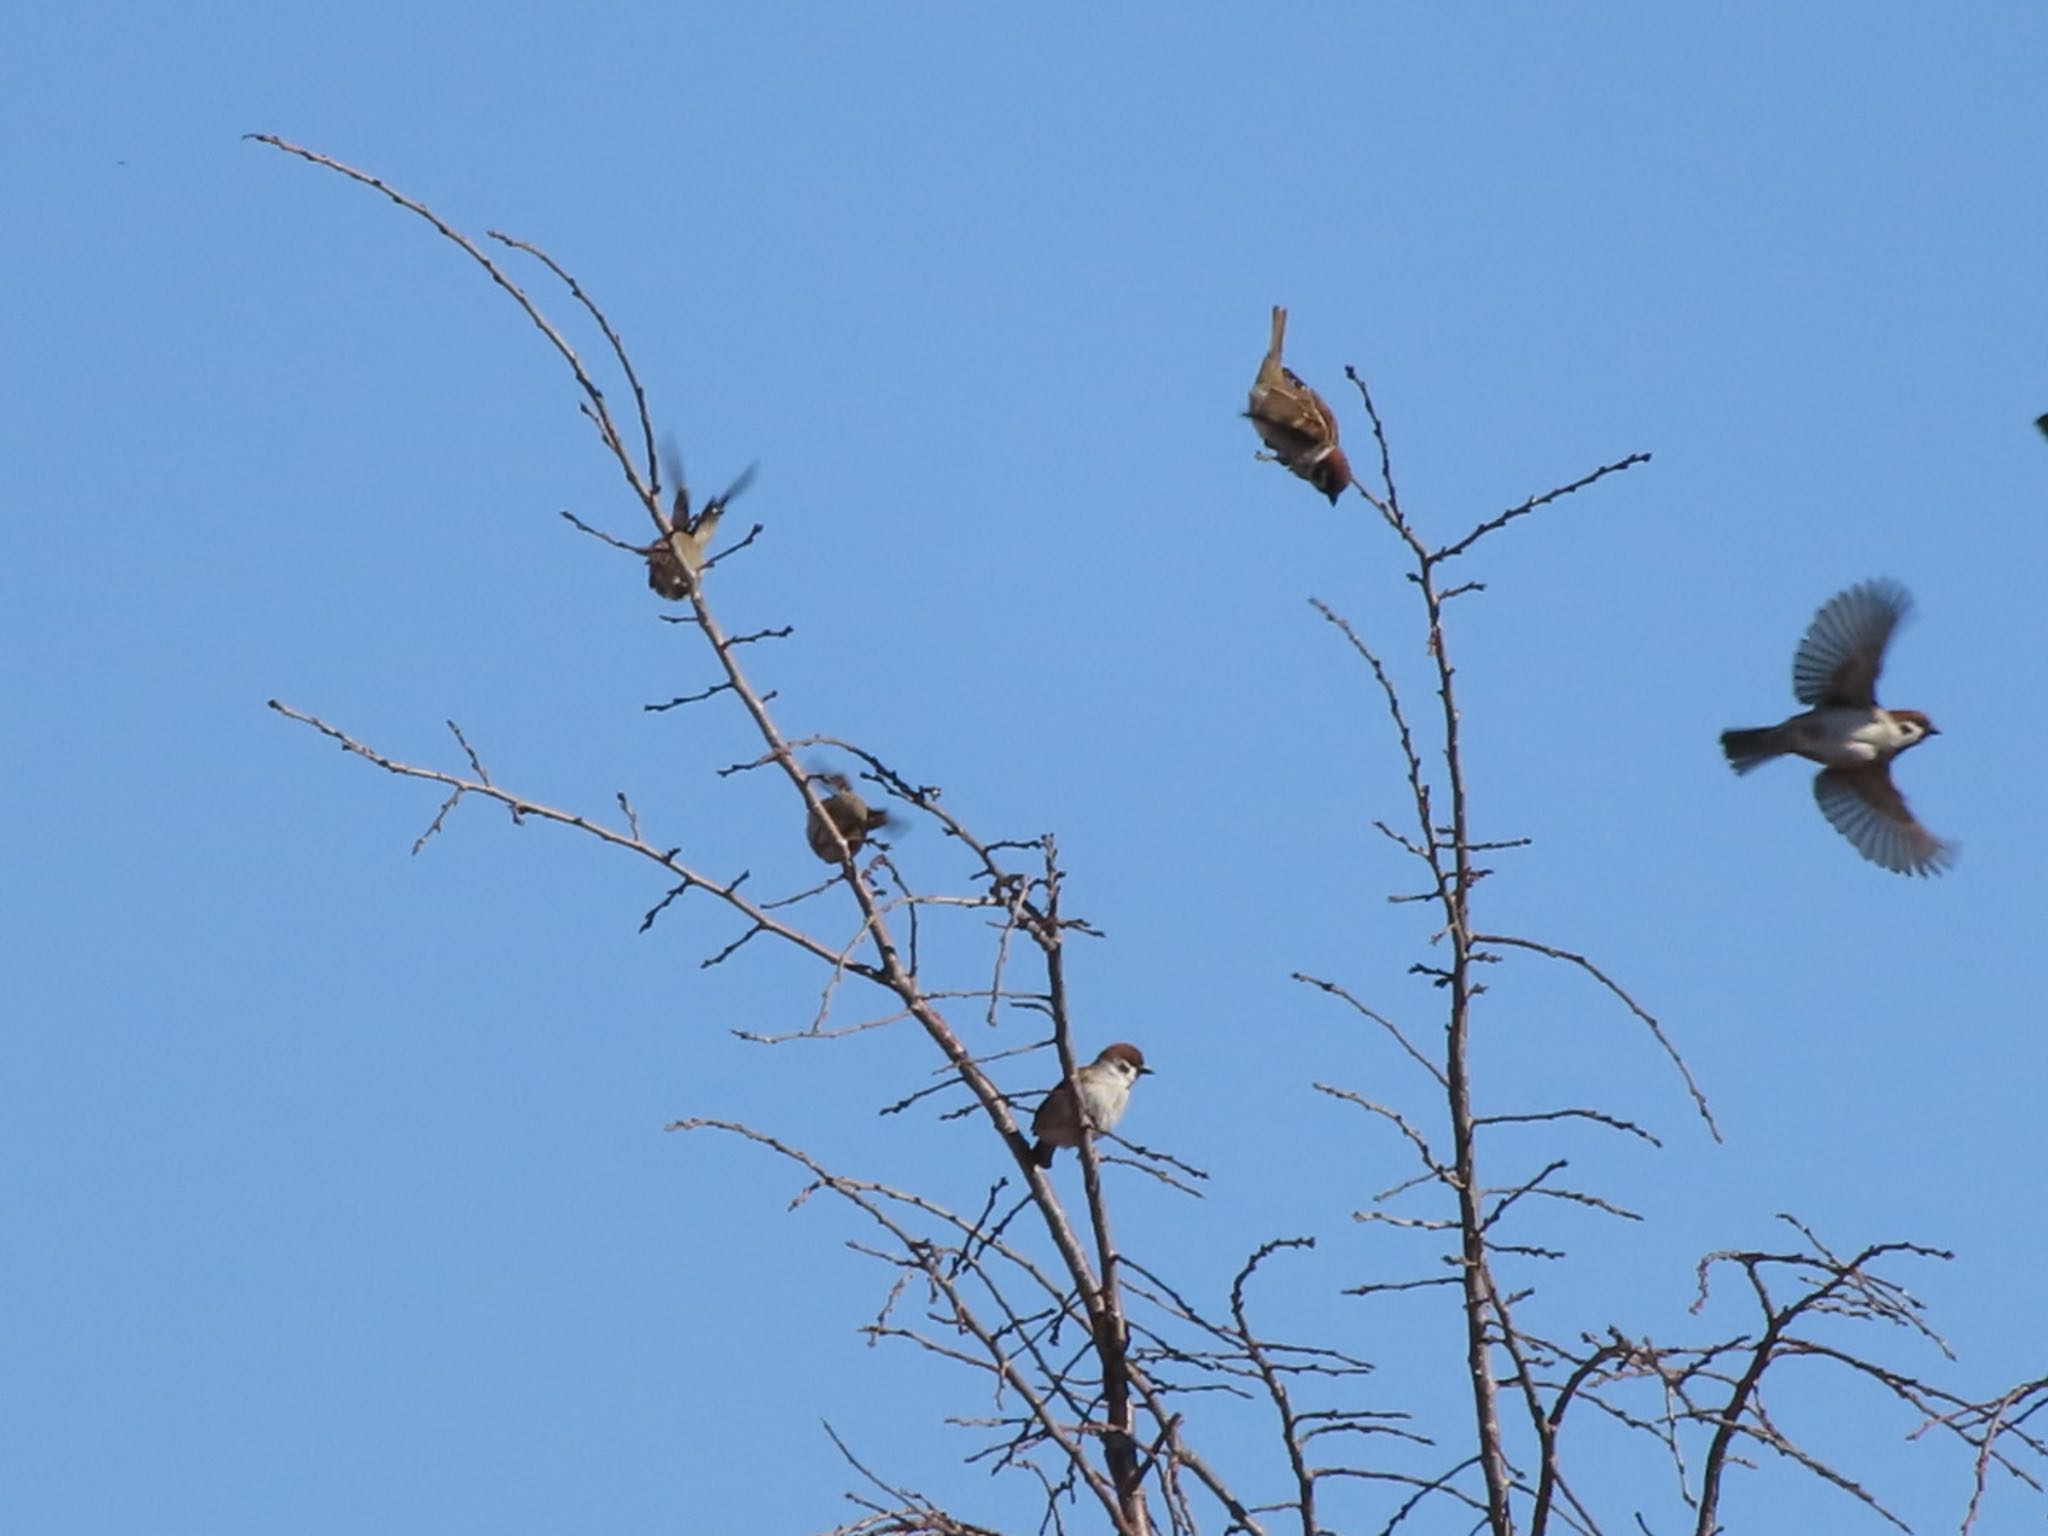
[646,449,756,600]
[1246,305,1351,504]
[806,771,890,863]
[1720,578,1954,876]
[1030,1042,1150,1167]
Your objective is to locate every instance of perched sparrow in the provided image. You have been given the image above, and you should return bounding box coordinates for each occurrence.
[1246,305,1351,504]
[806,771,890,863]
[1030,1042,1150,1167]
[1720,578,1954,876]
[646,451,756,601]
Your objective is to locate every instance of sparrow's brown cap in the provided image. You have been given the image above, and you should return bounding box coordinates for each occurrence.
[1097,1042,1149,1073]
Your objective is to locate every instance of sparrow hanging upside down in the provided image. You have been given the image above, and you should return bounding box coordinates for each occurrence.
[1720,578,1954,877]
[1246,305,1352,504]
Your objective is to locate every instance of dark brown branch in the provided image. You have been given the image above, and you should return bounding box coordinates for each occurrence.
[1430,453,1653,563]
[247,135,660,531]
[489,229,660,496]
[1473,932,1717,1142]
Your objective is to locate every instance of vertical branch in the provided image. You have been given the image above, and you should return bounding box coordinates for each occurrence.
[1351,377,1519,1535]
[1334,374,1650,1535]
[1426,563,1519,1536]
[1049,847,1149,1536]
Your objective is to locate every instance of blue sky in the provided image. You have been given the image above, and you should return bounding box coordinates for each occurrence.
[7,5,2047,1533]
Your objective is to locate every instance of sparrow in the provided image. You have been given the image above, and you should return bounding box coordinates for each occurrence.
[806,771,890,863]
[1720,578,1954,876]
[646,449,756,600]
[1246,305,1352,504]
[2034,412,2047,440]
[1030,1042,1150,1167]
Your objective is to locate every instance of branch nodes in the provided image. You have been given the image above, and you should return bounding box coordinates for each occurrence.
[253,161,2045,1536]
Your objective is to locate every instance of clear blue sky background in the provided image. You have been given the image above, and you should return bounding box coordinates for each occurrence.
[7,6,2046,1533]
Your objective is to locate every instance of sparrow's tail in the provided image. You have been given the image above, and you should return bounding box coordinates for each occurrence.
[1719,727,1781,774]
[1030,1139,1056,1169]
[1267,305,1288,364]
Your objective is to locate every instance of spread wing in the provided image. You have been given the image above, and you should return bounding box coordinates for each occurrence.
[1792,579,1911,708]
[1812,764,1954,876]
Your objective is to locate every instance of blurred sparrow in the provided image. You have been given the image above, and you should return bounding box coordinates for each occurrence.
[806,771,890,863]
[2035,412,2047,440]
[1720,578,1954,876]
[1030,1043,1149,1167]
[646,449,756,601]
[1246,305,1351,504]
